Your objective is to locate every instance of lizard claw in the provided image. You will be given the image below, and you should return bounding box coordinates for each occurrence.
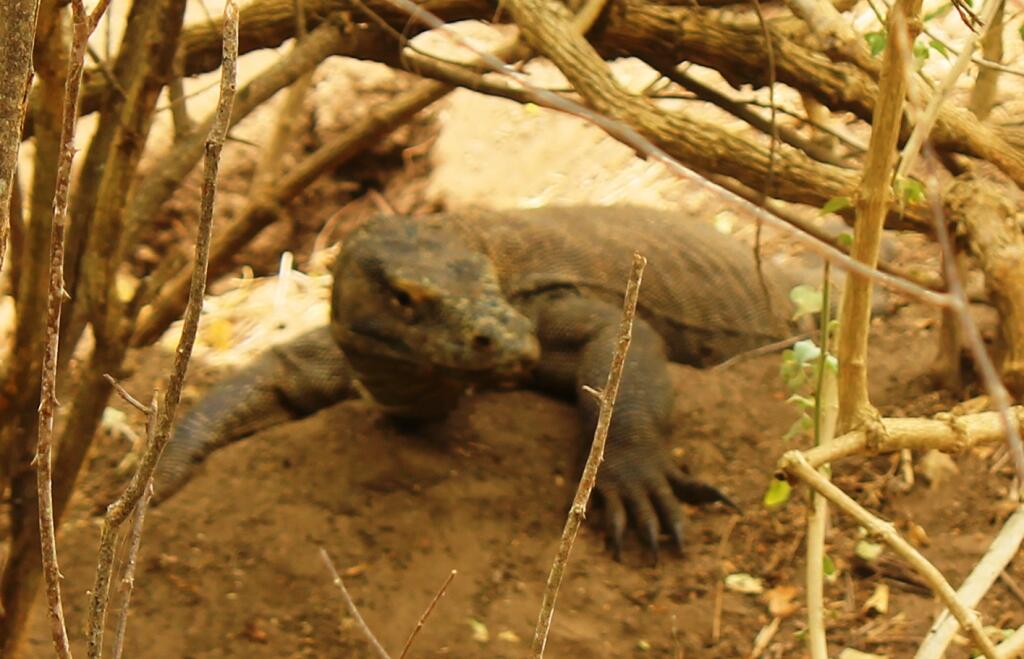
[601,487,628,562]
[667,467,740,513]
[594,443,732,562]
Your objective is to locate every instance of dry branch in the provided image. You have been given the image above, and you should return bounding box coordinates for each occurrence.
[800,408,1024,468]
[996,625,1024,658]
[0,0,191,649]
[532,253,646,658]
[0,1,72,651]
[0,0,40,279]
[921,153,1024,486]
[122,19,347,258]
[836,0,918,434]
[806,273,838,659]
[320,548,391,659]
[504,0,871,217]
[967,0,1004,119]
[894,0,1004,185]
[83,0,1024,203]
[86,5,238,657]
[945,176,1024,398]
[110,415,156,659]
[36,1,113,656]
[780,451,1000,658]
[398,570,456,659]
[915,506,1024,658]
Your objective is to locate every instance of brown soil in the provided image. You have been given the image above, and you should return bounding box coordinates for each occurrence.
[29,296,1024,659]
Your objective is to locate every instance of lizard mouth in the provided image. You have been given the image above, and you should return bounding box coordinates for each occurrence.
[340,323,537,380]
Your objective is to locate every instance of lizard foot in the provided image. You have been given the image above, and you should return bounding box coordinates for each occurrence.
[595,446,735,565]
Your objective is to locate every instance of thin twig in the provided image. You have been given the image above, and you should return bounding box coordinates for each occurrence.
[102,374,150,414]
[658,68,848,169]
[319,548,391,659]
[807,265,837,659]
[894,0,1005,183]
[111,395,159,659]
[999,571,1024,606]
[712,331,814,371]
[780,451,999,658]
[398,570,457,659]
[84,4,238,657]
[711,514,739,645]
[915,506,1024,657]
[922,25,1024,78]
[531,253,647,658]
[36,1,112,656]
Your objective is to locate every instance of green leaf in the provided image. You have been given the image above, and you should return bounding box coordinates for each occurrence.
[821,195,852,214]
[913,41,930,65]
[929,39,949,58]
[792,339,822,364]
[790,285,823,320]
[895,177,926,204]
[764,479,792,508]
[1019,23,1024,41]
[780,350,806,390]
[865,31,887,56]
[823,553,837,576]
[837,231,853,248]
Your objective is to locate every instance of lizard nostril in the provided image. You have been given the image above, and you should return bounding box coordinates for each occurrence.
[471,333,494,351]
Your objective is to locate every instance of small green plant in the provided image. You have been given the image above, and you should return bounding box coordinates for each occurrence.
[820,196,851,215]
[895,176,926,204]
[764,271,838,509]
[865,30,887,56]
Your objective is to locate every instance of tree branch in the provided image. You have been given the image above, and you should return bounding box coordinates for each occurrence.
[532,253,646,657]
[836,0,919,433]
[800,408,1024,469]
[0,0,40,280]
[36,1,112,656]
[915,506,1024,658]
[781,451,1000,657]
[85,4,238,657]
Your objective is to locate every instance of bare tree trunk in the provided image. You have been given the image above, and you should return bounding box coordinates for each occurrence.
[0,1,69,654]
[0,0,40,280]
[0,0,188,652]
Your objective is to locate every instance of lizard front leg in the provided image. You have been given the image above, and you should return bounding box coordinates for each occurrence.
[153,326,356,502]
[531,293,733,561]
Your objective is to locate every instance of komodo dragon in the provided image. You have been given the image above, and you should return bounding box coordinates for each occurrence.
[154,205,807,559]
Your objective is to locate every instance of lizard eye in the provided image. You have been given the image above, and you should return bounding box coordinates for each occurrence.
[392,288,413,309]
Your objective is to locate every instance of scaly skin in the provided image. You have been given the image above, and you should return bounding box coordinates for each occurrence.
[155,206,802,561]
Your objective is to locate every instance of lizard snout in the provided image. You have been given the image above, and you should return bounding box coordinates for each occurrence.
[466,315,540,376]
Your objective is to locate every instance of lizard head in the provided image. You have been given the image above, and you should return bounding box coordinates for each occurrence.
[330,214,540,380]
